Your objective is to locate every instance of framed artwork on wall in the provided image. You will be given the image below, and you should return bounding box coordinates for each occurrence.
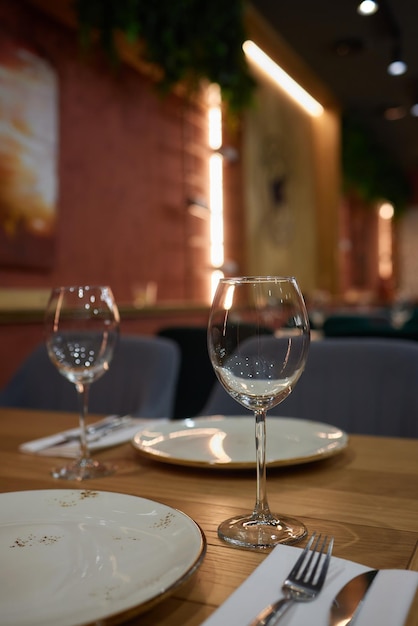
[0,34,58,269]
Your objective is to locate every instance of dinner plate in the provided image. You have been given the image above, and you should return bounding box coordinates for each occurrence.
[131,416,349,469]
[0,490,206,626]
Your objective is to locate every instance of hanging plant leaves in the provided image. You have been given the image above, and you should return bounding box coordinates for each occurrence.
[342,115,411,214]
[73,0,255,113]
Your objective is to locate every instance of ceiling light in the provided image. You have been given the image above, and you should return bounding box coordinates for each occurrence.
[387,59,407,76]
[387,42,407,76]
[357,1,379,16]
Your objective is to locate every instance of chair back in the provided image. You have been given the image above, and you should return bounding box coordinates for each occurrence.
[158,326,216,418]
[322,313,394,338]
[0,335,180,418]
[201,338,418,437]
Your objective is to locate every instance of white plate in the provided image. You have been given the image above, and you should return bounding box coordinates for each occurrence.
[0,490,206,626]
[132,416,348,469]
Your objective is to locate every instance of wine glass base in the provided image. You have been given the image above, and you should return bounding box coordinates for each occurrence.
[218,513,307,549]
[51,458,116,481]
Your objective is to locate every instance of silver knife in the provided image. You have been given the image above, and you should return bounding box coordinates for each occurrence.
[30,415,134,451]
[329,569,378,625]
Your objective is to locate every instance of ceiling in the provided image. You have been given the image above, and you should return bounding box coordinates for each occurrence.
[252,0,418,177]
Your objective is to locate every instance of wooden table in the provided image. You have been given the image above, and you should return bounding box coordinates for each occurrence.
[1,408,418,625]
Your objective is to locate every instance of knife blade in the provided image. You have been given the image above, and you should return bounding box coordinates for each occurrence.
[25,415,134,452]
[329,569,378,625]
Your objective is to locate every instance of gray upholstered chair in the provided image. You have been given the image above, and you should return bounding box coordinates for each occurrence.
[0,335,180,418]
[200,338,418,438]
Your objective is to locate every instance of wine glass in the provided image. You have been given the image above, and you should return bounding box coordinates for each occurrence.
[207,276,310,549]
[44,285,120,480]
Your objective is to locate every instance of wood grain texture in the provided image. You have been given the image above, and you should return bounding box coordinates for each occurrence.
[0,408,417,625]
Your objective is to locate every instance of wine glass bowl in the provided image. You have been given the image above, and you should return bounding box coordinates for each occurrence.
[48,331,115,386]
[208,276,310,549]
[45,285,120,481]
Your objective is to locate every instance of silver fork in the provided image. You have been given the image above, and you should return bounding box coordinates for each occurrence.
[249,532,334,626]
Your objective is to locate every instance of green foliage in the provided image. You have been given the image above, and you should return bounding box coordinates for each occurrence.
[73,0,255,112]
[342,115,411,214]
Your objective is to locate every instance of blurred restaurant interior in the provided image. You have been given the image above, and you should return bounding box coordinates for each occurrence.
[1,0,418,387]
[1,6,418,623]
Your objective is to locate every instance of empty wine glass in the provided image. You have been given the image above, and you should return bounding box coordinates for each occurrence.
[207,276,310,548]
[44,285,120,480]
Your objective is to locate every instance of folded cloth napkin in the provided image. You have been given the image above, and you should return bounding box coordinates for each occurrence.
[19,417,160,458]
[201,543,418,626]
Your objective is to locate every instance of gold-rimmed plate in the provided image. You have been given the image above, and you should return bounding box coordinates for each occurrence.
[132,416,348,469]
[0,489,206,625]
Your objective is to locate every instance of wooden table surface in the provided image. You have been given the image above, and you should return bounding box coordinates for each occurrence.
[1,408,417,625]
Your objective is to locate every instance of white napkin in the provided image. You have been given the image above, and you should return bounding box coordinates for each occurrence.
[201,543,418,626]
[19,417,161,458]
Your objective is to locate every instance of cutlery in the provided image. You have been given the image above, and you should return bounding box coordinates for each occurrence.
[329,569,378,625]
[249,532,334,626]
[34,415,134,450]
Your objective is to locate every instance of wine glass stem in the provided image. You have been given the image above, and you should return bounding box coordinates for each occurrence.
[76,382,91,460]
[253,409,272,521]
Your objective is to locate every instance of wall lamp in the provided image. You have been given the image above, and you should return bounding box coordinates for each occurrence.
[387,43,407,76]
[243,40,324,117]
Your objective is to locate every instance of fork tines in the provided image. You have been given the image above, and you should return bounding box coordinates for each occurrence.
[288,532,334,586]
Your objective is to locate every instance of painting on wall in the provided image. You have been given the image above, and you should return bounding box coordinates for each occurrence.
[0,34,58,269]
[243,73,317,289]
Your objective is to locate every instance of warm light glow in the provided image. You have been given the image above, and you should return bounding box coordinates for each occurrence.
[243,40,324,117]
[209,153,224,268]
[208,431,231,463]
[379,202,394,220]
[207,84,224,300]
[378,203,393,280]
[211,269,224,298]
[223,284,235,310]
[208,108,222,150]
[383,105,407,121]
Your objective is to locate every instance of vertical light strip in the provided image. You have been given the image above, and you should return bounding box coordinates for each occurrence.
[207,84,224,299]
[243,40,324,117]
[378,202,394,280]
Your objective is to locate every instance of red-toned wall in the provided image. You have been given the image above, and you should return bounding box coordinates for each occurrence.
[338,195,380,299]
[0,0,223,304]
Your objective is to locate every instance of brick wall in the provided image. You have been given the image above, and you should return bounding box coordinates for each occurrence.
[0,0,220,305]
